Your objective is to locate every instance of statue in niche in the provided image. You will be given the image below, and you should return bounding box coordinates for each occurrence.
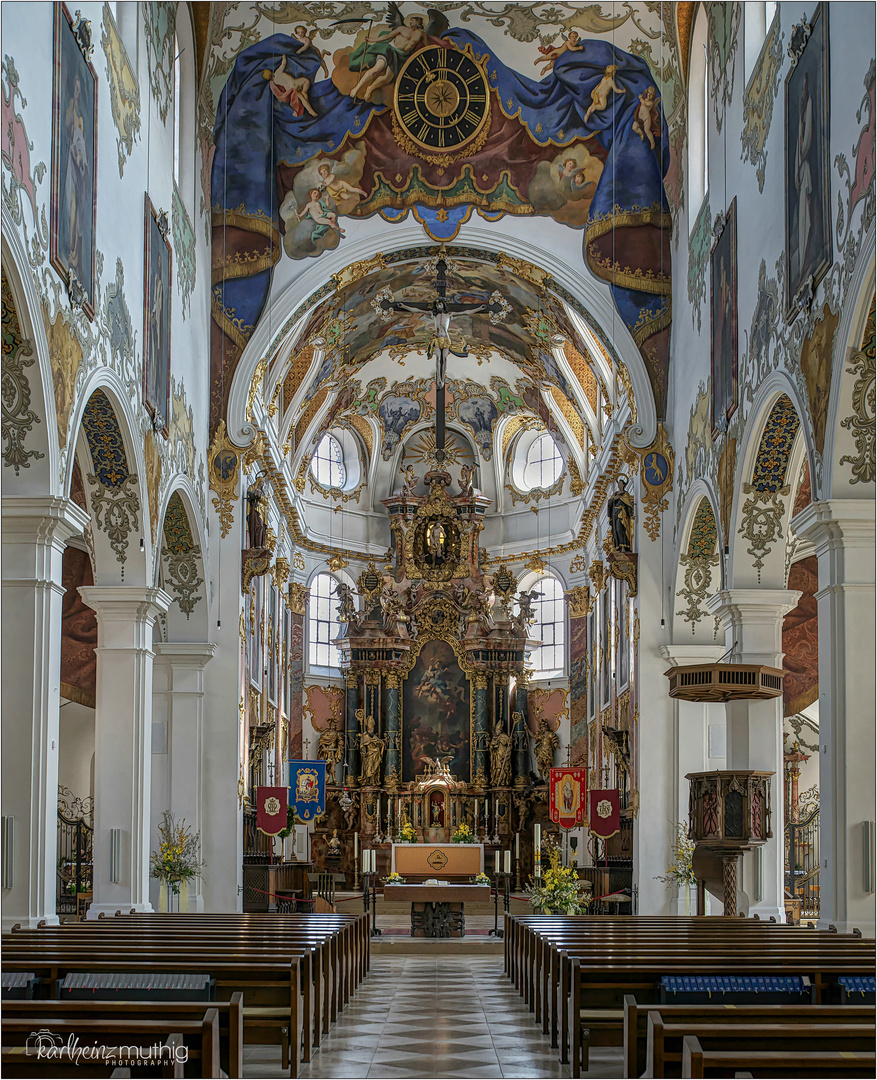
[490,723,513,788]
[607,477,635,553]
[333,580,358,624]
[358,714,386,787]
[426,521,447,565]
[327,828,342,855]
[459,463,475,497]
[246,479,269,549]
[317,717,344,783]
[534,717,560,782]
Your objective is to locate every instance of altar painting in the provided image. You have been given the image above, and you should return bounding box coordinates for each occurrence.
[402,639,470,783]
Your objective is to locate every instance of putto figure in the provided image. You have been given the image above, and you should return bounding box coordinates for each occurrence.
[343,4,450,103]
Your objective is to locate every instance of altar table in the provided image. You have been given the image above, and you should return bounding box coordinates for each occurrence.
[383,884,492,938]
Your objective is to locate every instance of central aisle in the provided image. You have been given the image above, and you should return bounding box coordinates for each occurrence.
[245,955,623,1078]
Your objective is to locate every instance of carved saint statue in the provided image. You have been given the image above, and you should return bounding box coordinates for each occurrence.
[246,479,269,549]
[459,463,474,497]
[515,589,542,631]
[358,714,386,787]
[490,724,513,788]
[327,828,341,855]
[401,463,419,497]
[534,717,560,782]
[317,717,344,783]
[380,583,407,633]
[607,477,635,553]
[333,581,358,624]
[426,522,446,564]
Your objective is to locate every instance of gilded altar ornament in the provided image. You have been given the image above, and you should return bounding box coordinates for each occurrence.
[328,552,349,572]
[208,421,240,538]
[489,724,513,788]
[287,581,309,615]
[565,585,592,619]
[333,580,359,626]
[273,556,290,592]
[246,357,268,422]
[589,558,607,593]
[634,423,674,541]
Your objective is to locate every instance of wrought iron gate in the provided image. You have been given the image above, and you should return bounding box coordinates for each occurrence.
[786,806,820,922]
[57,787,93,917]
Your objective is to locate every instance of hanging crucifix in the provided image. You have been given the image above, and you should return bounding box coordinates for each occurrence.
[376,256,509,458]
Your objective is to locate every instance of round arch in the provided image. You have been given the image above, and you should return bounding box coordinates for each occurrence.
[154,480,209,642]
[224,226,658,453]
[672,483,721,642]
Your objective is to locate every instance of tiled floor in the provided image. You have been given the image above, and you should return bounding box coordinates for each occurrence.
[243,955,624,1079]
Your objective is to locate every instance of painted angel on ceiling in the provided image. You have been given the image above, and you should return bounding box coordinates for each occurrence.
[334,4,450,103]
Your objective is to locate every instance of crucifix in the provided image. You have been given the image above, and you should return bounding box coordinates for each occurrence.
[378,256,508,459]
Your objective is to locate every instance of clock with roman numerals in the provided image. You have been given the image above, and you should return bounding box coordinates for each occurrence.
[393,45,491,159]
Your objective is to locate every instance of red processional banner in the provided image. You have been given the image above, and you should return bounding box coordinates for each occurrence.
[256,786,288,836]
[588,788,621,839]
[549,767,587,829]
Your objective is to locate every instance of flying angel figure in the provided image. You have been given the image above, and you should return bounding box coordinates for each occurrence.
[334,4,450,102]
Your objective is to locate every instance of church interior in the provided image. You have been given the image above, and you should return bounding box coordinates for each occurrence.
[1,1,875,1077]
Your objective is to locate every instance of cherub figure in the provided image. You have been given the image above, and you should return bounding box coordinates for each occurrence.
[333,580,358,624]
[632,85,661,150]
[262,59,317,117]
[297,188,345,239]
[535,30,583,76]
[317,163,367,207]
[347,4,450,103]
[293,24,330,78]
[557,157,579,181]
[583,64,624,124]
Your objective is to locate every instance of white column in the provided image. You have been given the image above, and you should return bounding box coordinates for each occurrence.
[660,644,728,915]
[152,643,216,912]
[79,586,171,917]
[792,499,876,936]
[705,589,801,921]
[1,497,90,930]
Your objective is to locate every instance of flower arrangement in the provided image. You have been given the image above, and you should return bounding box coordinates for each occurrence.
[527,847,587,915]
[474,872,491,886]
[150,811,203,895]
[655,821,696,889]
[386,871,405,884]
[396,820,417,843]
[451,822,473,843]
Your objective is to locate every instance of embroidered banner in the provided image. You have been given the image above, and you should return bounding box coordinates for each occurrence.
[549,767,587,829]
[256,785,288,836]
[289,759,326,821]
[588,788,621,839]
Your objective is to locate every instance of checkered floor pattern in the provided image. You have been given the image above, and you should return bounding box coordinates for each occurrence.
[243,955,624,1078]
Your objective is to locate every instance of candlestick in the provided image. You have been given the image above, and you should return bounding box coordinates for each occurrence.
[504,850,511,875]
[370,850,377,874]
[515,832,520,859]
[474,798,479,836]
[354,832,359,859]
[534,823,541,876]
[494,850,500,873]
[362,850,369,873]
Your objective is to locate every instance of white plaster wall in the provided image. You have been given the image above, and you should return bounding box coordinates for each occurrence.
[58,700,95,802]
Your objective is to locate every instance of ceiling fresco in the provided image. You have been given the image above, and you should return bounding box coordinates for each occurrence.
[206,3,679,434]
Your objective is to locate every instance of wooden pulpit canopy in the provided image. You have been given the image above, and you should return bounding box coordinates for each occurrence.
[665,663,784,702]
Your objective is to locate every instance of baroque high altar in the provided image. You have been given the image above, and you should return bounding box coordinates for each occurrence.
[319,465,546,870]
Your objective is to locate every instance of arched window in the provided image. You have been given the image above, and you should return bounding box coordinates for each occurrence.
[687,7,710,220]
[308,573,346,668]
[512,431,564,494]
[525,575,566,677]
[744,1,778,82]
[311,433,346,489]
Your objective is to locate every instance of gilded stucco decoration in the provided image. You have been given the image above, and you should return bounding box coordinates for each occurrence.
[707,2,741,132]
[1,55,48,238]
[82,389,140,568]
[562,341,598,412]
[687,198,711,332]
[161,491,204,617]
[839,299,876,483]
[172,182,196,317]
[676,498,720,631]
[144,2,176,124]
[41,302,82,450]
[207,420,240,538]
[1,269,44,475]
[738,395,801,581]
[548,386,584,447]
[143,430,163,542]
[800,304,840,456]
[740,16,783,192]
[636,423,674,541]
[101,3,141,176]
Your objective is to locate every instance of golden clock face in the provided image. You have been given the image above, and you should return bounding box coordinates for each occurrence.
[393,45,491,156]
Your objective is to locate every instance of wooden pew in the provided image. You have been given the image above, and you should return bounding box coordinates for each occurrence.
[681,1034,876,1078]
[1,1013,217,1078]
[2,997,243,1079]
[623,997,876,1079]
[647,1016,875,1078]
[1,953,302,1078]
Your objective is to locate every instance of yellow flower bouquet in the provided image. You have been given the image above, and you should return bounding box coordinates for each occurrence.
[386,871,405,884]
[396,821,417,843]
[527,847,588,914]
[655,821,697,888]
[149,811,203,895]
[451,822,473,843]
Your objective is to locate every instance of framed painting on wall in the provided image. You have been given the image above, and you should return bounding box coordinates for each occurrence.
[402,639,470,784]
[143,193,172,435]
[51,3,98,317]
[710,198,738,435]
[785,2,832,316]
